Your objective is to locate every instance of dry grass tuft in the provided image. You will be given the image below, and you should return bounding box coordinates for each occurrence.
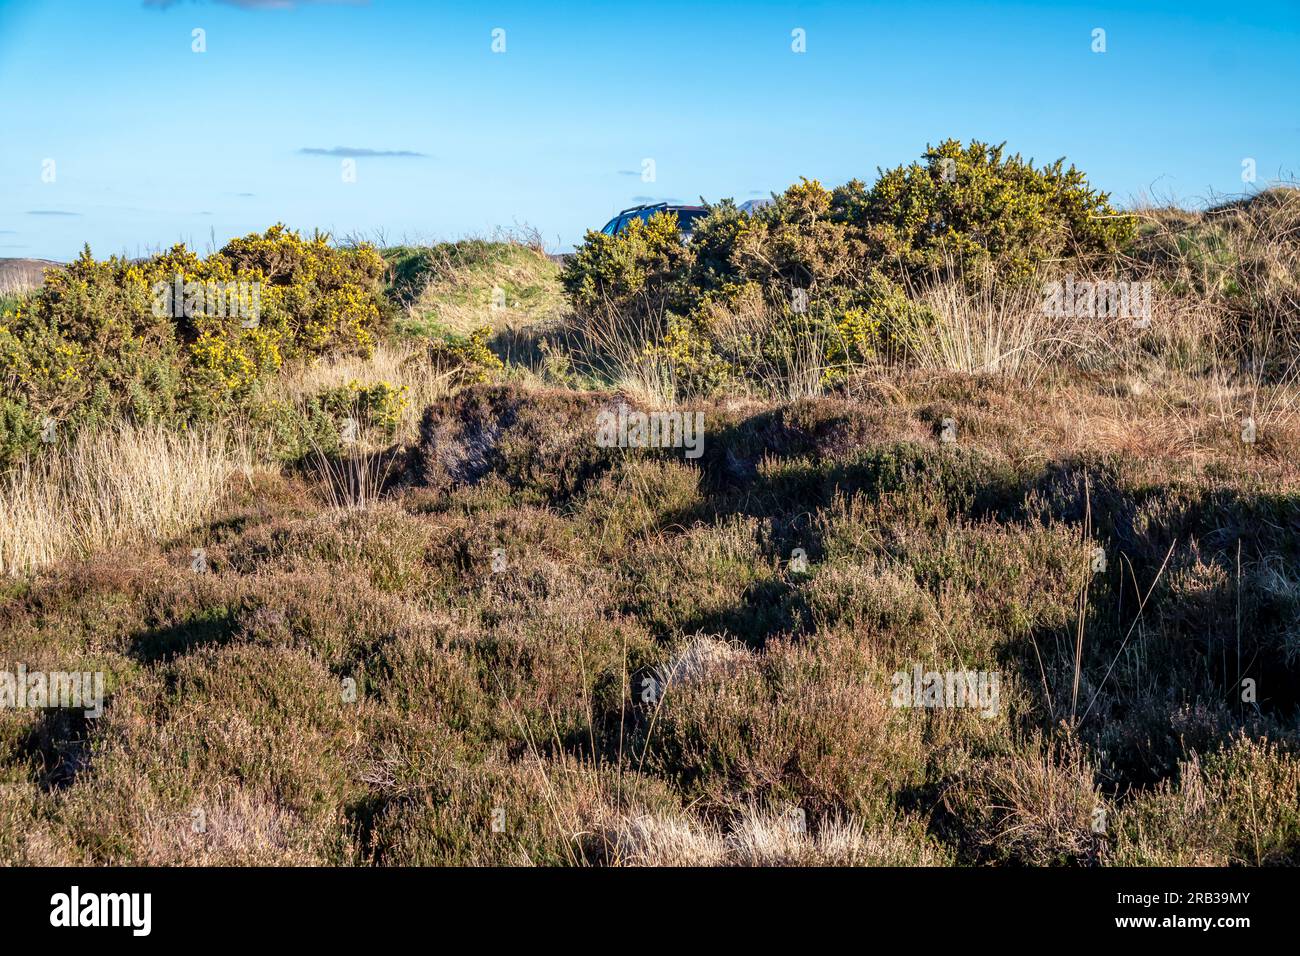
[601,811,728,866]
[130,787,327,866]
[601,805,949,866]
[908,270,1077,382]
[945,736,1103,866]
[0,422,252,576]
[653,634,752,689]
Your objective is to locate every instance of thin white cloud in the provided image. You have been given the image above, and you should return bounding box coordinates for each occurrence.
[299,146,426,158]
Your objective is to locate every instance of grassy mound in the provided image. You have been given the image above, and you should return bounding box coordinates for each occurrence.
[385,239,566,339]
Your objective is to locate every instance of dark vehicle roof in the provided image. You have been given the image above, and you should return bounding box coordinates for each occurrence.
[601,203,709,237]
[614,202,705,215]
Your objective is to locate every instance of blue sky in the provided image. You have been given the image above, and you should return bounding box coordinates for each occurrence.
[1,0,1297,260]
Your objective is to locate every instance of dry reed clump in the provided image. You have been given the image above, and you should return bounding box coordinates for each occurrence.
[697,285,842,400]
[907,270,1070,382]
[652,634,752,690]
[724,805,950,866]
[943,735,1104,866]
[599,810,729,866]
[600,804,950,866]
[557,300,683,402]
[0,422,253,576]
[0,260,55,298]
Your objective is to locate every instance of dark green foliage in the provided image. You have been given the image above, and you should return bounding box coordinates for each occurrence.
[559,140,1132,398]
[845,138,1135,281]
[0,227,387,467]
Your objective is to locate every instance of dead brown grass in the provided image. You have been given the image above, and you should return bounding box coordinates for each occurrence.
[0,422,255,576]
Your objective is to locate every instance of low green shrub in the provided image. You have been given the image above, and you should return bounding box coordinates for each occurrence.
[426,326,505,386]
[559,140,1130,397]
[561,211,693,324]
[842,138,1134,282]
[0,226,387,467]
[255,380,410,462]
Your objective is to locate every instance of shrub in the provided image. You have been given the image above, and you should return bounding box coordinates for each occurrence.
[943,736,1105,865]
[842,139,1134,282]
[731,178,864,293]
[560,211,694,325]
[0,256,183,437]
[1110,737,1300,866]
[314,380,408,435]
[0,226,387,465]
[686,199,750,295]
[638,314,732,398]
[559,141,1131,396]
[0,397,42,466]
[426,326,504,386]
[253,380,410,463]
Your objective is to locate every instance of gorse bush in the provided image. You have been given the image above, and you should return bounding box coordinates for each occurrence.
[843,138,1134,282]
[250,379,411,464]
[0,225,386,467]
[562,211,693,323]
[559,140,1133,398]
[316,380,409,436]
[640,314,733,397]
[560,192,893,398]
[731,178,862,292]
[426,326,506,386]
[0,397,43,468]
